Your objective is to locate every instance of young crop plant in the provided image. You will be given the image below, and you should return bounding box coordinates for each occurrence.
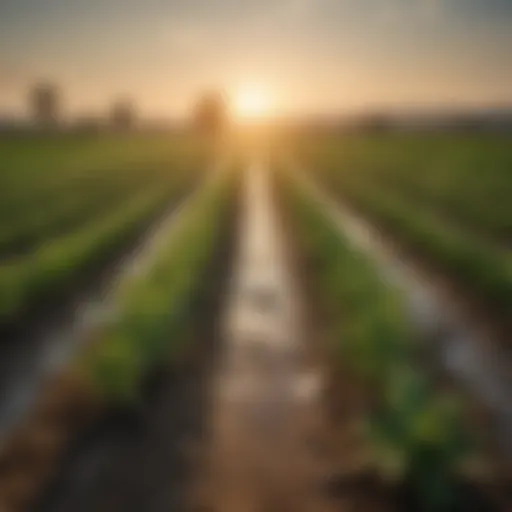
[332,180,512,317]
[285,174,483,511]
[0,133,208,327]
[302,134,512,322]
[84,171,233,404]
[0,177,191,325]
[291,189,412,385]
[368,367,471,511]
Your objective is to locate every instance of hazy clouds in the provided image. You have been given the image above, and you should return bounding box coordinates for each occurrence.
[1,0,511,117]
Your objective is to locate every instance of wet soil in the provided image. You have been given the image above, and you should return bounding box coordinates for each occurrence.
[13,159,510,512]
[31,183,238,512]
[282,167,509,512]
[192,164,341,512]
[292,166,512,465]
[0,182,200,438]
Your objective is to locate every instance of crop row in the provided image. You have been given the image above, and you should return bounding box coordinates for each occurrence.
[301,136,512,319]
[301,134,511,243]
[0,168,234,510]
[285,172,481,511]
[0,133,206,201]
[0,171,162,259]
[320,173,511,318]
[0,136,207,258]
[0,172,196,326]
[83,167,234,402]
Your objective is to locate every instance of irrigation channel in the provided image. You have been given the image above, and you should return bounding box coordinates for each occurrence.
[292,165,512,460]
[32,164,234,512]
[1,160,511,510]
[195,162,335,512]
[33,162,341,512]
[0,173,206,441]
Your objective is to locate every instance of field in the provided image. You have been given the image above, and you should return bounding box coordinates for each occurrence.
[0,130,510,511]
[298,133,512,321]
[0,133,207,326]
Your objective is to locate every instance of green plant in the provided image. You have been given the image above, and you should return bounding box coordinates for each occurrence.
[84,171,233,404]
[299,133,512,320]
[285,172,475,510]
[369,367,470,510]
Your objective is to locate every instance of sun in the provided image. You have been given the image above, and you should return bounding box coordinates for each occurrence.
[234,86,274,121]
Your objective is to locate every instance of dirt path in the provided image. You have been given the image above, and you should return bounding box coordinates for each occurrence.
[36,342,216,512]
[196,163,336,512]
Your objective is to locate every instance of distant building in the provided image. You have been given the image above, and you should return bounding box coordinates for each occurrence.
[31,83,61,127]
[110,99,136,130]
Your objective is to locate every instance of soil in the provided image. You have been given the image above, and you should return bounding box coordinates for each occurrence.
[190,164,343,512]
[0,182,199,437]
[284,165,512,511]
[2,161,508,512]
[334,186,510,348]
[30,184,238,512]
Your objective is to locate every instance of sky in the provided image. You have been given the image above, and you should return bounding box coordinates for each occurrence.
[1,0,511,119]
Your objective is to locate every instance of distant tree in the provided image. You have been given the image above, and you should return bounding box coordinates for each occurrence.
[110,98,136,130]
[193,91,229,136]
[30,83,61,128]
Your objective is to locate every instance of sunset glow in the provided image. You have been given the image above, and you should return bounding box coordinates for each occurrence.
[234,87,274,121]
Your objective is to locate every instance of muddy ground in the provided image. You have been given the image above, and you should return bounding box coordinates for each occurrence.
[0,181,201,438]
[33,189,238,512]
[190,164,343,512]
[14,161,510,512]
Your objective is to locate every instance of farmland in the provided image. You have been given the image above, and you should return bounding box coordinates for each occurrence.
[0,132,237,511]
[298,133,512,321]
[0,134,207,326]
[0,131,510,511]
[284,170,493,510]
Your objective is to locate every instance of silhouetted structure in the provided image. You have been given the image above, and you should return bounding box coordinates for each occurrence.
[193,91,229,136]
[110,99,136,130]
[31,83,61,127]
